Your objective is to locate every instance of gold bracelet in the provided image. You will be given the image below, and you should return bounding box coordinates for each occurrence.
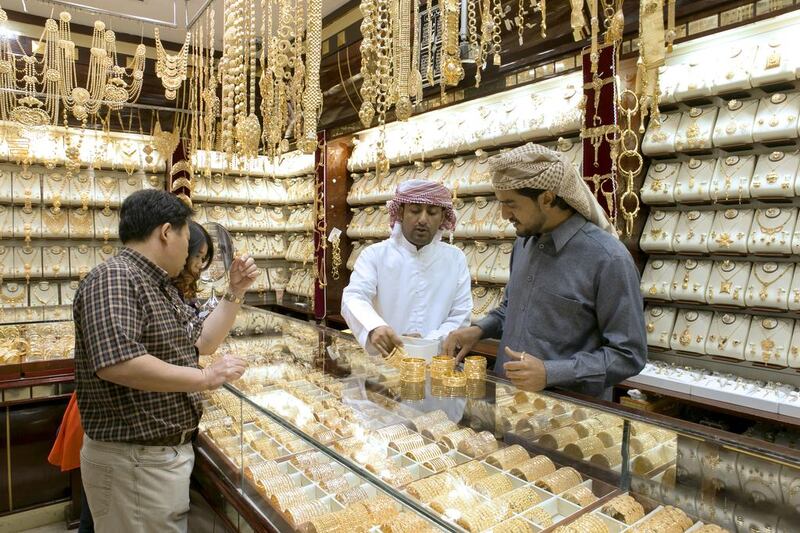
[510,455,556,482]
[473,472,514,498]
[563,485,599,507]
[223,290,243,304]
[524,506,554,528]
[502,486,542,514]
[485,444,530,470]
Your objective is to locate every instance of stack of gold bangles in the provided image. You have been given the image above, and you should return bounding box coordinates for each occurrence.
[524,506,554,528]
[429,355,455,379]
[442,371,467,396]
[472,472,514,498]
[406,443,444,463]
[463,355,487,379]
[452,460,490,484]
[485,444,530,470]
[535,467,582,494]
[601,494,646,524]
[563,436,606,460]
[400,357,426,383]
[406,473,453,502]
[552,514,609,533]
[286,500,329,529]
[563,485,599,507]
[510,455,556,482]
[400,381,425,401]
[458,430,500,457]
[334,485,370,505]
[590,446,622,469]
[628,505,693,532]
[491,518,532,533]
[381,511,439,532]
[538,427,581,450]
[411,410,449,431]
[421,420,459,441]
[456,500,510,532]
[271,487,308,511]
[438,428,475,450]
[499,486,541,513]
[389,434,426,453]
[422,454,457,473]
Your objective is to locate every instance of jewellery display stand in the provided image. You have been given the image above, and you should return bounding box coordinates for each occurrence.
[344,73,583,326]
[0,124,165,388]
[191,149,317,313]
[634,12,800,422]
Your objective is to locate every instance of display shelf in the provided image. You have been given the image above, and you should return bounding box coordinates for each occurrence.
[617,380,800,430]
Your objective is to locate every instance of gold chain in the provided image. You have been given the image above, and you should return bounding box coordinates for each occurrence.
[618,89,643,237]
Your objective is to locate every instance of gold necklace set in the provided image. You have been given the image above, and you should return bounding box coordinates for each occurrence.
[751,263,792,302]
[154,28,190,101]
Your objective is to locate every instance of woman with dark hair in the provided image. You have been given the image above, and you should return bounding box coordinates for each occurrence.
[174,221,214,304]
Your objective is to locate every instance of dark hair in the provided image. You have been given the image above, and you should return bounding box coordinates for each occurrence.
[119,189,192,244]
[517,188,573,211]
[189,221,214,271]
[174,221,213,299]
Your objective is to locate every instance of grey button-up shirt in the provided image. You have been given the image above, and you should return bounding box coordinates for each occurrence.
[476,213,647,399]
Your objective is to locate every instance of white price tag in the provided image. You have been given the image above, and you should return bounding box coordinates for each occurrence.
[328,227,342,243]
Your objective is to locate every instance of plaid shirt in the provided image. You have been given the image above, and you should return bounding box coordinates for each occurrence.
[74,248,205,442]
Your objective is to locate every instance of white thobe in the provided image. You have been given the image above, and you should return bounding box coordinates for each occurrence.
[341,225,472,353]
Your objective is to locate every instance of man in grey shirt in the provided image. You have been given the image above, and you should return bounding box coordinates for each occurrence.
[444,143,646,399]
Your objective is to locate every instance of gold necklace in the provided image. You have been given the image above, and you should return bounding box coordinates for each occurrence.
[207,175,226,196]
[16,169,39,211]
[647,164,678,192]
[755,318,781,364]
[43,207,68,235]
[714,156,749,201]
[0,284,26,305]
[154,28,190,100]
[752,263,791,302]
[32,286,56,306]
[756,209,791,236]
[96,176,117,213]
[207,206,227,221]
[69,208,93,236]
[72,173,92,210]
[95,210,116,242]
[228,206,246,222]
[46,246,67,275]
[712,260,745,300]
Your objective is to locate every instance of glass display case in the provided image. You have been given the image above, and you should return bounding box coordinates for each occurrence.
[0,320,75,380]
[195,306,800,532]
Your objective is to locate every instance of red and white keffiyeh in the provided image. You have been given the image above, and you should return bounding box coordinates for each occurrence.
[386,179,457,231]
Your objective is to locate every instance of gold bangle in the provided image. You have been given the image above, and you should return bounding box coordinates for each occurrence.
[524,506,554,528]
[473,472,514,498]
[438,428,475,450]
[509,455,556,482]
[485,444,530,470]
[422,454,457,473]
[502,486,542,514]
[563,436,606,460]
[563,485,599,507]
[452,460,489,484]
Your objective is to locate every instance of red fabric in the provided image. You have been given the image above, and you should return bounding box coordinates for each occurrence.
[387,179,457,231]
[48,392,84,472]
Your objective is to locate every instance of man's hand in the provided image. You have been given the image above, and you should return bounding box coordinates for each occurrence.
[369,326,403,357]
[228,254,259,298]
[503,346,547,392]
[443,326,483,362]
[202,356,247,390]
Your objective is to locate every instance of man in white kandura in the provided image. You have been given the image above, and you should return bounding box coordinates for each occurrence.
[342,179,472,356]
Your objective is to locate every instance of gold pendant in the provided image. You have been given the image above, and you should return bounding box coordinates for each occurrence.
[760,288,768,301]
[650,180,662,192]
[648,285,658,296]
[717,337,728,350]
[679,329,692,347]
[686,122,700,139]
[720,281,732,294]
[715,233,734,248]
[766,172,778,184]
[647,322,655,333]
[766,50,781,70]
[682,273,690,290]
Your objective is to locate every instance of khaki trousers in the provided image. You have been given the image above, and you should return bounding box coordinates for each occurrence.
[80,434,194,533]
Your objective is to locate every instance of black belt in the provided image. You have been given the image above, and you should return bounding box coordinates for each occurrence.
[127,428,197,447]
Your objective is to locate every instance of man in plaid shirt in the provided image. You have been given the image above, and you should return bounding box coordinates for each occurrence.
[75,190,257,532]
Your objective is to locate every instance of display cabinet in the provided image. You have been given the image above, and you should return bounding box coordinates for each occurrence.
[195,307,800,532]
[0,319,75,380]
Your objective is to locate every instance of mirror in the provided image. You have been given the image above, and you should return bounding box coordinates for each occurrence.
[199,222,234,313]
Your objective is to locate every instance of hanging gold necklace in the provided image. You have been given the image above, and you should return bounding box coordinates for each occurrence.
[154,28,190,101]
[752,263,791,302]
